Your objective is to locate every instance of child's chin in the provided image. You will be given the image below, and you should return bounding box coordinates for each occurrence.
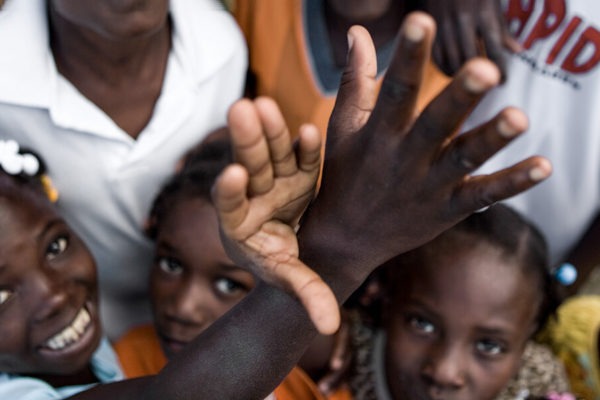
[160,337,189,359]
[37,305,102,373]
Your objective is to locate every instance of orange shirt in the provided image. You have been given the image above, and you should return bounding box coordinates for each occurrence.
[114,324,325,400]
[234,0,450,138]
[112,324,167,378]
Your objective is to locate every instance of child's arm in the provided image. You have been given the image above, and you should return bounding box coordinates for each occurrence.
[68,12,551,400]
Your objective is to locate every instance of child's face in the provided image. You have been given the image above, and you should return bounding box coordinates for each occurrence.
[150,197,256,360]
[383,244,539,400]
[0,192,101,376]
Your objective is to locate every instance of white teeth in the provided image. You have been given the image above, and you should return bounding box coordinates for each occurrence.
[45,308,91,350]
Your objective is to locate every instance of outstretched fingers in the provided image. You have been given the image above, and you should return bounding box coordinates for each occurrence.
[328,25,379,139]
[254,97,298,177]
[228,99,274,196]
[407,58,501,157]
[455,157,552,212]
[367,12,436,135]
[297,123,322,174]
[212,164,250,239]
[436,107,529,181]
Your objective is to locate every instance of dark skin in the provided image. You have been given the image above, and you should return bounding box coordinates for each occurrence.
[324,0,516,76]
[310,0,515,385]
[421,0,521,78]
[47,0,171,139]
[208,13,550,400]
[37,12,550,400]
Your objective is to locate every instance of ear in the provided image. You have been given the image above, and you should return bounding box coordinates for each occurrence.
[351,273,387,328]
[358,277,384,309]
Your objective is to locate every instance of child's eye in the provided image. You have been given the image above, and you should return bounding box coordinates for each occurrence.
[215,278,246,296]
[0,289,12,305]
[409,315,435,334]
[476,339,505,357]
[158,257,183,275]
[46,236,69,260]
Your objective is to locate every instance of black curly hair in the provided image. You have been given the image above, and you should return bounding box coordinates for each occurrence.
[145,136,233,239]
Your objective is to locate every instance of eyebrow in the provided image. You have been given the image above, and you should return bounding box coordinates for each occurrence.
[36,218,65,242]
[473,326,510,336]
[218,262,247,272]
[155,240,182,259]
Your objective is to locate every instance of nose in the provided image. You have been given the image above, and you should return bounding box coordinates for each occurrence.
[30,267,69,323]
[168,280,215,328]
[421,342,467,390]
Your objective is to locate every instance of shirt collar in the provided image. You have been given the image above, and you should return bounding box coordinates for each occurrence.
[0,0,55,108]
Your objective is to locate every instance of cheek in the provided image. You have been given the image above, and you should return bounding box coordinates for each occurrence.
[473,355,524,400]
[150,274,178,310]
[218,297,242,316]
[0,307,33,372]
[384,318,423,376]
[67,248,98,293]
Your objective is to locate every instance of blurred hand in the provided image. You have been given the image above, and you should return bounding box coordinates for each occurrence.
[212,98,340,335]
[419,0,521,78]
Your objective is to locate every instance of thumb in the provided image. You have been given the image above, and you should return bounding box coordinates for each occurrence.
[328,25,379,141]
[274,258,341,336]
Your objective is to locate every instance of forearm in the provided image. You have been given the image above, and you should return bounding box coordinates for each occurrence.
[148,282,315,399]
[70,282,315,400]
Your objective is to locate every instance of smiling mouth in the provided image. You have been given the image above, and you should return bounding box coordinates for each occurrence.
[44,307,91,351]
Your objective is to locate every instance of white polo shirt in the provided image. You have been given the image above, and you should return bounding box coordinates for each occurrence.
[0,0,247,339]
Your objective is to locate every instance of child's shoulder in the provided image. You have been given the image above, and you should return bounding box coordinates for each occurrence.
[112,324,167,379]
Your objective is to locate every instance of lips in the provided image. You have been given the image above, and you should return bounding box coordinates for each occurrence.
[43,307,91,351]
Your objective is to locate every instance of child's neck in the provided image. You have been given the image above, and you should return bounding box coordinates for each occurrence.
[30,365,97,388]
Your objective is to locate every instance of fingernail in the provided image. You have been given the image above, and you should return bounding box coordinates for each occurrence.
[347,32,354,51]
[330,358,343,369]
[464,73,488,93]
[497,118,520,139]
[529,166,549,182]
[404,22,425,42]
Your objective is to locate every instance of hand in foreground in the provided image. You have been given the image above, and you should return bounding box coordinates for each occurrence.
[297,12,551,281]
[212,97,340,335]
[419,0,521,78]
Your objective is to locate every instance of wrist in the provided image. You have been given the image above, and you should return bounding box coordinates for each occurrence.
[297,205,375,302]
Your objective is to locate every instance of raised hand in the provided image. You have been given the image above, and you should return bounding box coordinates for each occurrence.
[212,97,340,335]
[419,0,521,78]
[144,12,550,400]
[297,12,551,289]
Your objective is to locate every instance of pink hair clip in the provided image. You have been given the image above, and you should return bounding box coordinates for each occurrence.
[546,392,576,400]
